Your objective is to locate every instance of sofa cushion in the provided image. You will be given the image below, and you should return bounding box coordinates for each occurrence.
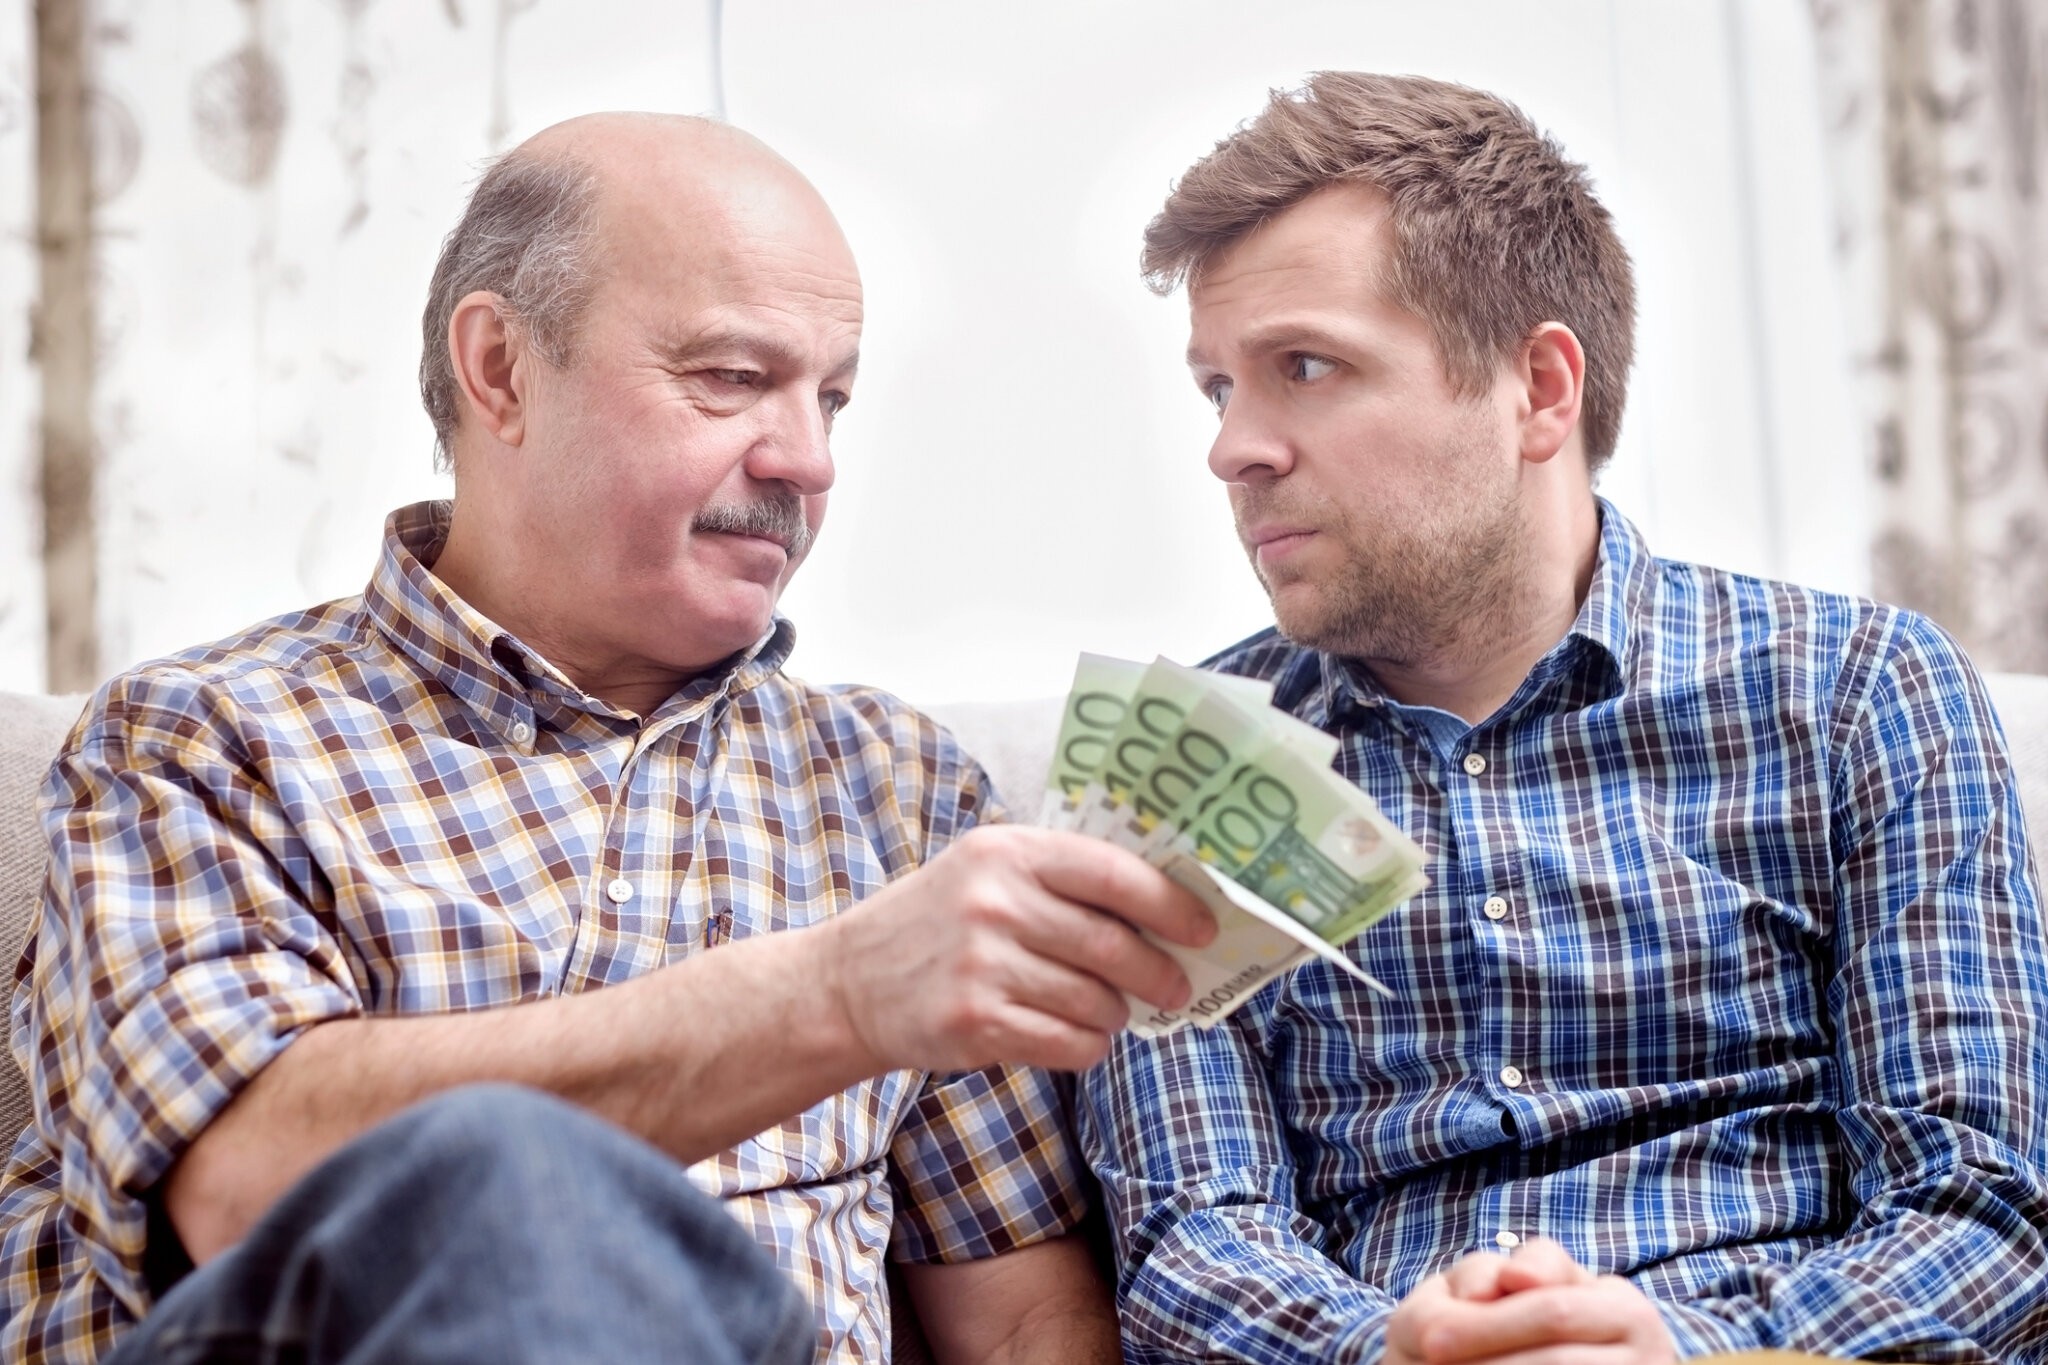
[921,696,1059,818]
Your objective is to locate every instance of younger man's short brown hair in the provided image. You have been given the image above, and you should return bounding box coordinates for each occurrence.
[1144,71,1637,469]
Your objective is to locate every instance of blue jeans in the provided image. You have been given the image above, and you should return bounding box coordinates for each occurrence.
[108,1084,816,1364]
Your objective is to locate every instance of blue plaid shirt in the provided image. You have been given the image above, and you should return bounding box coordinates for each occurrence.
[1078,502,2048,1362]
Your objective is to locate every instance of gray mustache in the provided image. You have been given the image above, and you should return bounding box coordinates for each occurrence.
[692,497,814,558]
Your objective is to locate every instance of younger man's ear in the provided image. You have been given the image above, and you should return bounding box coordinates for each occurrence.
[1516,321,1585,465]
[448,291,531,448]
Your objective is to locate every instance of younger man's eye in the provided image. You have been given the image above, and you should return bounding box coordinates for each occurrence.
[1289,355,1337,382]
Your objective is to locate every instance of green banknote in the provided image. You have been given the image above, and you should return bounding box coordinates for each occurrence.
[1037,651,1429,1031]
[1116,686,1339,853]
[1177,738,1428,946]
[1126,855,1395,1035]
[1075,658,1271,838]
[1039,654,1148,828]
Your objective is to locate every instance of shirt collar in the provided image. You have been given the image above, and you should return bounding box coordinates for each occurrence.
[361,501,795,742]
[1313,495,1652,722]
[1553,496,1651,693]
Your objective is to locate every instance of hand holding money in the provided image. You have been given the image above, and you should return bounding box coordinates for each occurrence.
[1040,654,1429,1035]
[821,825,1218,1072]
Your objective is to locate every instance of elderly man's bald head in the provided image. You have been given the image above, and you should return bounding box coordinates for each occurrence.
[417,113,849,470]
[516,110,790,182]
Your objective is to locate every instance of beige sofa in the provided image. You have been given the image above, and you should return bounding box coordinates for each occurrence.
[1,679,2045,1362]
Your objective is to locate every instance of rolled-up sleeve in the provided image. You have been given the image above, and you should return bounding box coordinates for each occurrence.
[886,1063,1090,1264]
[3,676,362,1345]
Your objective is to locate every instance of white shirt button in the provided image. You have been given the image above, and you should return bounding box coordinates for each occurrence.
[1483,895,1509,921]
[1499,1065,1525,1088]
[509,721,534,746]
[1462,753,1487,776]
[605,877,635,904]
[1495,1230,1521,1250]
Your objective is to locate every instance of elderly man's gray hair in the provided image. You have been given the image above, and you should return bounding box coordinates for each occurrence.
[418,152,603,472]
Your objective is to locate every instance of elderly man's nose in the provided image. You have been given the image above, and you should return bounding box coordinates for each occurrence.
[746,397,836,494]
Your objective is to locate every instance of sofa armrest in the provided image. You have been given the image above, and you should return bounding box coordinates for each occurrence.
[0,691,91,1138]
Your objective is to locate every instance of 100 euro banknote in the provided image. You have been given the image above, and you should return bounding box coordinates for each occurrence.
[1037,654,1428,1033]
[1069,657,1271,839]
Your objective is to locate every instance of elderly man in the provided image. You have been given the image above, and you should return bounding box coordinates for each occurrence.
[0,114,1215,1364]
[1078,72,2048,1363]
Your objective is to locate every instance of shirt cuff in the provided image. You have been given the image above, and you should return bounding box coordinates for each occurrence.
[1343,1315,1391,1365]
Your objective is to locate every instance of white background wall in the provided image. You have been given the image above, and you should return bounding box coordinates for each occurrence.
[1,0,1862,705]
[1,7,33,682]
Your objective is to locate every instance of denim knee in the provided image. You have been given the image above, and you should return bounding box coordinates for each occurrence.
[360,1083,668,1214]
[115,1085,814,1365]
[376,1082,594,1158]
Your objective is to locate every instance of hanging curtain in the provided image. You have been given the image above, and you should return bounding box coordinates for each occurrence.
[1811,0,2048,671]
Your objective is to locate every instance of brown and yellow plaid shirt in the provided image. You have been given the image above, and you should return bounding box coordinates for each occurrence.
[0,502,1088,1363]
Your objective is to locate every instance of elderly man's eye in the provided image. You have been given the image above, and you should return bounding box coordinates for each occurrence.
[1289,354,1336,382]
[707,369,759,387]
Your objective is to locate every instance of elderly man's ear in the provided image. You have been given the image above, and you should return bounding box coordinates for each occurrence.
[449,290,531,449]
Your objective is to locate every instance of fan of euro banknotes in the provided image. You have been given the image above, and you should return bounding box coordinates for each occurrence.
[1037,655,1430,1036]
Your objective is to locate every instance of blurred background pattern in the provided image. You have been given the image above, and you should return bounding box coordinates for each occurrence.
[1,0,2042,703]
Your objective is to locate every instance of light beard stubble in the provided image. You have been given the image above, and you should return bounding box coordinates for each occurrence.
[1238,472,1529,667]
